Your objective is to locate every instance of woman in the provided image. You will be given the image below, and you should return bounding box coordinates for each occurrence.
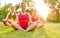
[2,6,16,26]
[31,9,44,28]
[8,2,37,32]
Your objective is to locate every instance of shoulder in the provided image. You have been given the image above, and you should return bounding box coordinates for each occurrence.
[17,11,22,15]
[27,13,30,15]
[27,13,31,18]
[7,12,10,15]
[36,14,40,17]
[16,13,20,16]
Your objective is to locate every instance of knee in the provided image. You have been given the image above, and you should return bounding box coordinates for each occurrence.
[37,23,44,27]
[2,19,7,25]
[32,22,37,25]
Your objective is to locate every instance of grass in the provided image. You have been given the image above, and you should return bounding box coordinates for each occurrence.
[0,22,60,38]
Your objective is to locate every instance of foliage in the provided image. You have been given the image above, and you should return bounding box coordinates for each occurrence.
[46,0,60,22]
[48,0,57,5]
[22,0,32,7]
[15,4,20,10]
[0,3,12,21]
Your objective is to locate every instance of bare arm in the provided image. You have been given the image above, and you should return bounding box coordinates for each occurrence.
[5,13,10,20]
[28,13,33,25]
[36,14,40,22]
[15,13,19,23]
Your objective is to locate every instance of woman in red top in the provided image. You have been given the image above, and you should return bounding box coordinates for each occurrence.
[31,9,44,28]
[8,2,37,32]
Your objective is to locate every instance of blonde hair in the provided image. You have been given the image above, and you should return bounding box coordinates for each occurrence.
[31,8,37,15]
[9,6,16,13]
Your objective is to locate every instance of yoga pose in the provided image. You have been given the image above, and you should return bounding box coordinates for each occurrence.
[8,2,44,32]
[2,6,16,26]
[8,2,37,32]
[31,9,44,28]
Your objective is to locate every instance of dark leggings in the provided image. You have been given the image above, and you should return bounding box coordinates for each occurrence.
[21,26,28,30]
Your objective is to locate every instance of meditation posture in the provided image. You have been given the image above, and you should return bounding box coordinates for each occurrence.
[31,9,44,28]
[8,2,44,32]
[2,6,16,26]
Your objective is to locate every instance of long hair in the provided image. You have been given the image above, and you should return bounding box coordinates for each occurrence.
[9,6,16,13]
[31,8,37,15]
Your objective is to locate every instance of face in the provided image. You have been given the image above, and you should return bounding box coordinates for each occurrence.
[32,9,37,15]
[21,3,26,11]
[10,7,14,13]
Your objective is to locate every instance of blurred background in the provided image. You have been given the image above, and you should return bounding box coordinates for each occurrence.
[0,0,60,23]
[0,0,60,38]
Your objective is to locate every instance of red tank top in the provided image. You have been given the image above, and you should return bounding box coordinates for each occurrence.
[31,15,38,22]
[18,12,29,27]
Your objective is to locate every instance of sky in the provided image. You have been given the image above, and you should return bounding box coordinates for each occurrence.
[0,0,22,6]
[0,0,50,20]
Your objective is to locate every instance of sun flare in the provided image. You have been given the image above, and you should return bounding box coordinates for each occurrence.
[1,0,50,20]
[33,0,50,20]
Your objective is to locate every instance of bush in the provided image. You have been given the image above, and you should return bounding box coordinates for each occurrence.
[0,3,12,21]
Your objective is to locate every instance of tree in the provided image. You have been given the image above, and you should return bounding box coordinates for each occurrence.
[22,0,32,7]
[47,8,57,22]
[15,4,20,10]
[22,0,33,14]
[0,3,12,21]
[45,0,60,22]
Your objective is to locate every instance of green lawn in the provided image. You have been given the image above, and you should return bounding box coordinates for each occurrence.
[0,22,60,38]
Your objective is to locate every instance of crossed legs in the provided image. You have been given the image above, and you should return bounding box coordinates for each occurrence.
[8,20,44,32]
